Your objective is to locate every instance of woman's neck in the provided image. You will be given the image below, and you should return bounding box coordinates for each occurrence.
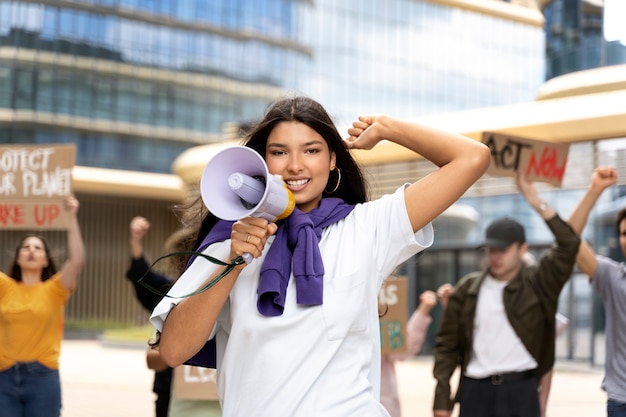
[20,270,43,285]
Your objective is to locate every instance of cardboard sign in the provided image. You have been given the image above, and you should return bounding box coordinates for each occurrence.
[378,277,408,354]
[0,144,75,229]
[173,365,220,401]
[482,132,569,186]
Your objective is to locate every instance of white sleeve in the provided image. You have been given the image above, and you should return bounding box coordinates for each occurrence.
[150,241,231,331]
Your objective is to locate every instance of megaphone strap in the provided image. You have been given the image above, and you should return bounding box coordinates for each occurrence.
[138,251,245,299]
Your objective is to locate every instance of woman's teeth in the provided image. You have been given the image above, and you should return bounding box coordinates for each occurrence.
[287,179,309,186]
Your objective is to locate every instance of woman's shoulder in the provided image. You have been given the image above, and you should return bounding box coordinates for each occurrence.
[351,184,407,214]
[0,271,13,283]
[44,273,71,292]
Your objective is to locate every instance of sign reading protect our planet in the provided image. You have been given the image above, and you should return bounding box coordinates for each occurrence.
[0,144,76,229]
[482,132,570,187]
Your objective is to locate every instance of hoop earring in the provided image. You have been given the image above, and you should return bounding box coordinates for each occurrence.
[325,168,341,194]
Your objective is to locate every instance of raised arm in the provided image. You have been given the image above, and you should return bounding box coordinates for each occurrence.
[515,171,557,221]
[567,167,616,235]
[387,290,436,362]
[567,167,617,278]
[404,290,436,356]
[345,115,490,233]
[59,194,84,292]
[436,283,453,310]
[126,216,173,311]
[130,216,150,259]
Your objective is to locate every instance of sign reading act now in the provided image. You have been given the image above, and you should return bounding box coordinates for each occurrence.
[482,132,570,186]
[0,144,75,229]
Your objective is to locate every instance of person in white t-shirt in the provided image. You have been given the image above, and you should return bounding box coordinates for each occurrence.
[150,95,490,417]
[433,173,582,417]
[434,275,569,417]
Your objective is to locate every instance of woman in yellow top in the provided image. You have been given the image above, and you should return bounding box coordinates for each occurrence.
[0,194,84,417]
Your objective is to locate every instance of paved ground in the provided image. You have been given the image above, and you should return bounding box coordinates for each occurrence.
[59,339,606,417]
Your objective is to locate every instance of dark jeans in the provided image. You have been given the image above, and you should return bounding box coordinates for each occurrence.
[608,398,626,417]
[0,362,62,417]
[459,374,540,417]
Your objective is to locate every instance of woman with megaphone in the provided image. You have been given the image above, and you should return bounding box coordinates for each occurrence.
[151,95,490,417]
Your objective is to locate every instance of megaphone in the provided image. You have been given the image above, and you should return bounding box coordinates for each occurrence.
[200,146,295,223]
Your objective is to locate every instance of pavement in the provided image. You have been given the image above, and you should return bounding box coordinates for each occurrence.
[59,339,607,417]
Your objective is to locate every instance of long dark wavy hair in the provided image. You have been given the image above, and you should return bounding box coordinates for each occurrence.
[178,94,369,255]
[8,234,57,282]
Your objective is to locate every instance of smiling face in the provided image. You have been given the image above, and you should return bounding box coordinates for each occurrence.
[265,121,336,213]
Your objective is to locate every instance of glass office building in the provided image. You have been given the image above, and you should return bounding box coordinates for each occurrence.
[0,0,544,174]
[3,0,623,366]
[544,0,626,79]
[299,0,545,125]
[0,0,304,173]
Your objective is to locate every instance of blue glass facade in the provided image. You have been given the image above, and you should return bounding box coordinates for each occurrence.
[301,0,545,125]
[0,0,310,172]
[543,0,626,79]
[0,0,544,173]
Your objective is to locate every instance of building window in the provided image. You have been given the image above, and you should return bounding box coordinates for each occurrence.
[13,68,35,110]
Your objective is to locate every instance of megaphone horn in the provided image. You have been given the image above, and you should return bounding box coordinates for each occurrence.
[200,146,296,223]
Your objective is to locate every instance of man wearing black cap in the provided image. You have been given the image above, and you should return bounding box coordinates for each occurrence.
[432,173,581,417]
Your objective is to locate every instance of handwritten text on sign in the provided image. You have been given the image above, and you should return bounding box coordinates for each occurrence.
[482,132,570,187]
[0,144,75,229]
[378,277,408,354]
[0,201,65,228]
[173,365,219,401]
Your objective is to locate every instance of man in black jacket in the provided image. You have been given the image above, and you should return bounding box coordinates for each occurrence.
[433,173,581,417]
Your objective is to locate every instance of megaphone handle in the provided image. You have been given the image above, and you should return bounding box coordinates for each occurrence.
[242,252,253,264]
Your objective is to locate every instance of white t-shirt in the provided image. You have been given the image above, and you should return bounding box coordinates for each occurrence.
[465,275,537,378]
[151,186,433,417]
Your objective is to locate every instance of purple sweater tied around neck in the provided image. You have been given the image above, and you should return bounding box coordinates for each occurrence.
[184,197,355,368]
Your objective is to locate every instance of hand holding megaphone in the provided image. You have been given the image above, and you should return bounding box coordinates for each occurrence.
[200,146,296,263]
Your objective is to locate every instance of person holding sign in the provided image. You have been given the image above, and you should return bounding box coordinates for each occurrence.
[0,194,84,417]
[432,172,581,417]
[565,167,626,417]
[381,289,437,417]
[151,95,490,416]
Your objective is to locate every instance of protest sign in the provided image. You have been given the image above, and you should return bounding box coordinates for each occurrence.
[0,144,75,229]
[482,132,569,186]
[378,277,408,354]
[173,365,220,401]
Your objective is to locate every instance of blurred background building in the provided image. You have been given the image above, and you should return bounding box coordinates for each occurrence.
[0,0,625,366]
